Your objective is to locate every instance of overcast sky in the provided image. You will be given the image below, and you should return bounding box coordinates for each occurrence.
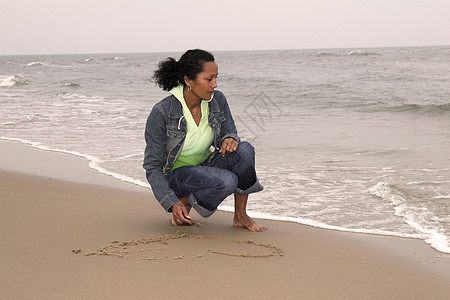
[1,0,449,55]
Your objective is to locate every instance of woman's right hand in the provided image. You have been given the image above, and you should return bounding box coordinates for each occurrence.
[171,201,191,225]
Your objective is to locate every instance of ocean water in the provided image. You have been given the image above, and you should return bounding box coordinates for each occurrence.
[1,47,449,254]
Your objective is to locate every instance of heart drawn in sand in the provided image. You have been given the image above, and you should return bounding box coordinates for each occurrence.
[77,231,284,260]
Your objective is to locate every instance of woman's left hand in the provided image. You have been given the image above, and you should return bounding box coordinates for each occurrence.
[219,138,239,157]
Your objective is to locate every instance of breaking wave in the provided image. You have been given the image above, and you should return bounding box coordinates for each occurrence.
[347,49,380,56]
[0,74,29,87]
[63,81,81,87]
[369,182,450,254]
[26,61,51,67]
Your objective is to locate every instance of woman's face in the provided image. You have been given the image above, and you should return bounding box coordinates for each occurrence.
[189,61,218,100]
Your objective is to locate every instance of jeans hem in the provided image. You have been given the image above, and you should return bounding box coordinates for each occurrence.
[235,180,264,195]
[188,193,216,218]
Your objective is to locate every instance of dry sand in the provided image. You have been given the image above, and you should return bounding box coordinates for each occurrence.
[1,141,449,299]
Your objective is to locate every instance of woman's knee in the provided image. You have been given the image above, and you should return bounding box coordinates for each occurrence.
[235,141,255,160]
[195,171,237,212]
[219,171,239,195]
[237,141,254,153]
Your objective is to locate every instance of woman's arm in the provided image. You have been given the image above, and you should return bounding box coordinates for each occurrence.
[216,91,240,146]
[143,106,180,212]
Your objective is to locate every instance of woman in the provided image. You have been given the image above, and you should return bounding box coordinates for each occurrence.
[143,49,266,232]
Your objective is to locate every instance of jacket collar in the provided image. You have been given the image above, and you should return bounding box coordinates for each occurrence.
[208,95,220,113]
[167,93,220,118]
[168,95,183,119]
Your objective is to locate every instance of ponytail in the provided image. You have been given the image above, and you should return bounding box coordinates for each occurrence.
[152,49,215,91]
[152,57,179,91]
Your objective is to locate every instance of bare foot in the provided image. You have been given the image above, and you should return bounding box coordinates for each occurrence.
[233,213,267,232]
[233,194,267,232]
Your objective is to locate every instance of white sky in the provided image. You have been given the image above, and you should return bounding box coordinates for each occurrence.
[0,0,449,55]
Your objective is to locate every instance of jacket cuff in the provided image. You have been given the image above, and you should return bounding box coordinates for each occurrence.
[220,134,240,146]
[161,194,181,212]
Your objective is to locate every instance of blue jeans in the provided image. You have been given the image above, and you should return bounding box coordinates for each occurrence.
[165,142,263,217]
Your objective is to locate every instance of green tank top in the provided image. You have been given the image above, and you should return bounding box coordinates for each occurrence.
[169,85,214,171]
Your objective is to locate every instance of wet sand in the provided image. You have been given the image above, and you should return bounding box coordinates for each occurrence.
[1,141,449,299]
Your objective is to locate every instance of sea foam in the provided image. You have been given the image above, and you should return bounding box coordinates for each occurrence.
[369,182,450,254]
[0,137,149,189]
[0,74,28,87]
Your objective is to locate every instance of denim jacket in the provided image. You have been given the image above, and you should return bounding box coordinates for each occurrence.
[143,90,240,212]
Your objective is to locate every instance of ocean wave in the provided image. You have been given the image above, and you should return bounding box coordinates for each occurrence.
[391,103,450,114]
[369,182,450,254]
[315,51,338,57]
[433,194,450,199]
[406,180,450,186]
[114,153,143,160]
[368,103,450,115]
[219,205,425,239]
[347,49,380,56]
[0,61,19,66]
[312,99,450,115]
[309,50,380,58]
[26,61,71,68]
[26,61,51,67]
[397,103,450,113]
[0,74,29,87]
[103,56,123,61]
[56,92,103,101]
[80,58,100,64]
[63,81,80,88]
[0,121,16,126]
[57,92,80,99]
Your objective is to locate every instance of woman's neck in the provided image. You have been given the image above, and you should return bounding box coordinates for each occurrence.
[183,86,201,110]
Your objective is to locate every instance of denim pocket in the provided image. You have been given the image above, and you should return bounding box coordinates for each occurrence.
[166,128,185,138]
[165,127,185,153]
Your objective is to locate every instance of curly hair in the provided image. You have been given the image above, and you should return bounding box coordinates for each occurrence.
[152,49,215,91]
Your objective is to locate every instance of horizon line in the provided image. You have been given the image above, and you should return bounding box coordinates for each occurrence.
[0,44,449,57]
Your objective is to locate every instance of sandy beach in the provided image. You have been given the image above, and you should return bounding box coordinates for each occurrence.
[1,140,449,300]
